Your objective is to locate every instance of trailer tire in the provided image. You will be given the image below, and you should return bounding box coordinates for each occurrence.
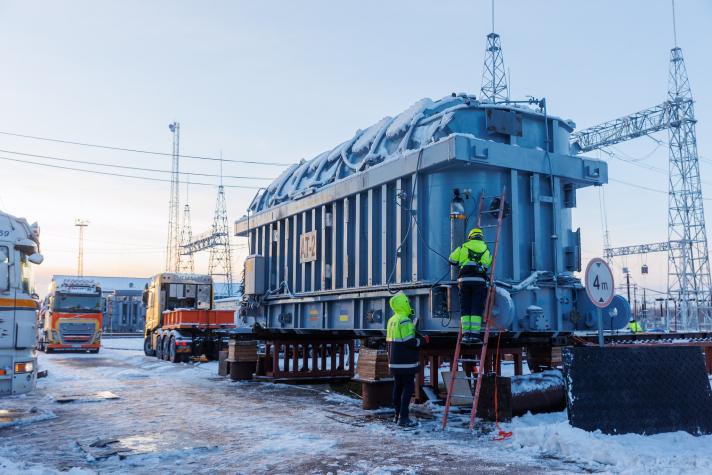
[144,337,155,357]
[162,337,171,361]
[155,336,163,359]
[169,337,178,363]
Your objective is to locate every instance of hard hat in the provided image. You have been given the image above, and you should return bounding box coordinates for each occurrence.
[468,228,483,240]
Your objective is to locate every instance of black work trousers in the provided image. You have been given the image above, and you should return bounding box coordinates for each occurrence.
[392,373,415,421]
[459,280,487,324]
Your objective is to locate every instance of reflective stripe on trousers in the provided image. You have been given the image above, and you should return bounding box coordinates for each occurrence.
[389,362,419,369]
[461,315,482,332]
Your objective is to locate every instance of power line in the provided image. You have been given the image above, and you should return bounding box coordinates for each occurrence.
[0,148,275,181]
[0,154,263,189]
[0,130,292,167]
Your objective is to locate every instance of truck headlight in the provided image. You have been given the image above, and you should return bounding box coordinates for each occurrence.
[14,361,34,373]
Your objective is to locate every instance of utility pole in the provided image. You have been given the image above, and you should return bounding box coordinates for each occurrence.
[165,122,181,273]
[75,219,89,277]
[480,0,508,103]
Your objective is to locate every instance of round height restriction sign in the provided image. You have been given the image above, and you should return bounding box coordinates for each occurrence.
[585,258,615,308]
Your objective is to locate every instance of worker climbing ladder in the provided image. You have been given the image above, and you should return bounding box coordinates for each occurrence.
[442,187,507,431]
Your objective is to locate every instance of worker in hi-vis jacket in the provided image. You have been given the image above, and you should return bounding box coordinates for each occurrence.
[449,227,493,344]
[386,291,429,427]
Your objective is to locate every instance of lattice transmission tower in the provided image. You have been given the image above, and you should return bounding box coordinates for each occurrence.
[180,158,234,297]
[178,187,195,273]
[570,3,712,330]
[208,166,234,296]
[480,0,508,103]
[165,122,181,272]
[666,45,711,329]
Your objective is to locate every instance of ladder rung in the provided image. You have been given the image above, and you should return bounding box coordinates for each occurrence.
[450,394,474,398]
[458,358,480,363]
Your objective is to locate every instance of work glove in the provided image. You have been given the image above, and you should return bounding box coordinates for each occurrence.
[422,335,431,345]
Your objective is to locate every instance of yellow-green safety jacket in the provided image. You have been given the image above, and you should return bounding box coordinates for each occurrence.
[628,321,643,333]
[386,292,421,375]
[449,239,493,282]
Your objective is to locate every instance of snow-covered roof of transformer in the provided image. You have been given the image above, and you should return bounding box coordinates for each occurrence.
[248,94,566,214]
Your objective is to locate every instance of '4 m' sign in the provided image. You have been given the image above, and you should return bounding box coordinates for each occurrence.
[585,258,615,308]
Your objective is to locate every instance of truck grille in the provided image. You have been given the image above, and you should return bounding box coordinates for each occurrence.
[59,322,96,343]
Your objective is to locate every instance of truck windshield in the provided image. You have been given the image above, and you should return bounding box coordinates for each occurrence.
[54,293,101,313]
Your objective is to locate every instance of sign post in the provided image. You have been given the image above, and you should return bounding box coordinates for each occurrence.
[585,258,615,348]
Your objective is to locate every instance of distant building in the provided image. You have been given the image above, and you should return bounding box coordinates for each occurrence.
[49,275,151,333]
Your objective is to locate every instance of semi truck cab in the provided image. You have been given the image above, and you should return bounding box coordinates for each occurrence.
[38,278,102,353]
[0,210,43,396]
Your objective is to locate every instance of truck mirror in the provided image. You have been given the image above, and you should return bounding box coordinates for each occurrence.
[0,262,8,291]
[27,253,44,265]
[142,290,148,306]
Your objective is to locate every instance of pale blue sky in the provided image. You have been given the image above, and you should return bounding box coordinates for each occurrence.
[0,0,710,294]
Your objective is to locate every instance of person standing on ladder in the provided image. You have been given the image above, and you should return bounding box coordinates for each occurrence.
[449,227,493,344]
[386,291,428,428]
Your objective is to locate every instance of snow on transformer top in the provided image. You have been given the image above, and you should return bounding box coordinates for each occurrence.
[247,93,577,213]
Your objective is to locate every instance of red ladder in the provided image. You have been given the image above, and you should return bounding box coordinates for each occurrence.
[442,187,507,431]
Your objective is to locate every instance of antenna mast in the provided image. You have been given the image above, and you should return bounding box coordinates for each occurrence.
[480,0,508,103]
[165,122,181,272]
[75,219,89,277]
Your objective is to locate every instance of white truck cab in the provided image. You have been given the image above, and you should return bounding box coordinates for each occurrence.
[0,209,43,396]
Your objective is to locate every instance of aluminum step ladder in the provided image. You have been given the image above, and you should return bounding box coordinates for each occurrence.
[442,187,507,431]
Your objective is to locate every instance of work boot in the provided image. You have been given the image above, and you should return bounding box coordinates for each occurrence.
[461,333,482,345]
[398,418,418,428]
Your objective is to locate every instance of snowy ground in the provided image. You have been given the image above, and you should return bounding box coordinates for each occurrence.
[0,340,710,474]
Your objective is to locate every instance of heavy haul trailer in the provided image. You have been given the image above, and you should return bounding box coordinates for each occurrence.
[235,95,631,352]
[0,210,43,396]
[142,273,234,363]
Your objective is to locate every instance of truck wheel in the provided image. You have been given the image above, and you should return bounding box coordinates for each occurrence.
[144,337,155,357]
[169,337,178,363]
[156,337,164,359]
[162,337,171,361]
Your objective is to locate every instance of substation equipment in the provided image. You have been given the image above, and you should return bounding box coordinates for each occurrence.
[234,94,632,382]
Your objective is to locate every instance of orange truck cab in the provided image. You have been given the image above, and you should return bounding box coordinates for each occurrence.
[38,278,102,353]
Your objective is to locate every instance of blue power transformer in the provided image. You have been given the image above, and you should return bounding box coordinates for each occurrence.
[235,94,630,336]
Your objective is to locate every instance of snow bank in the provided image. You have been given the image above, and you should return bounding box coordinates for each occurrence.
[505,411,712,473]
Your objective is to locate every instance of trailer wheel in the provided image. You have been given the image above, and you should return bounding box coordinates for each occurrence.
[162,337,171,361]
[168,337,178,363]
[144,337,155,357]
[155,336,164,359]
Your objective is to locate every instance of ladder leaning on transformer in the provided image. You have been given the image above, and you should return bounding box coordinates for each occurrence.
[442,187,507,431]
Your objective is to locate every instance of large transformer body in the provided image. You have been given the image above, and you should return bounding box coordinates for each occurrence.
[235,95,629,336]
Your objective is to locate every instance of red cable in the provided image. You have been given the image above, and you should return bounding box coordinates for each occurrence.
[492,331,513,441]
